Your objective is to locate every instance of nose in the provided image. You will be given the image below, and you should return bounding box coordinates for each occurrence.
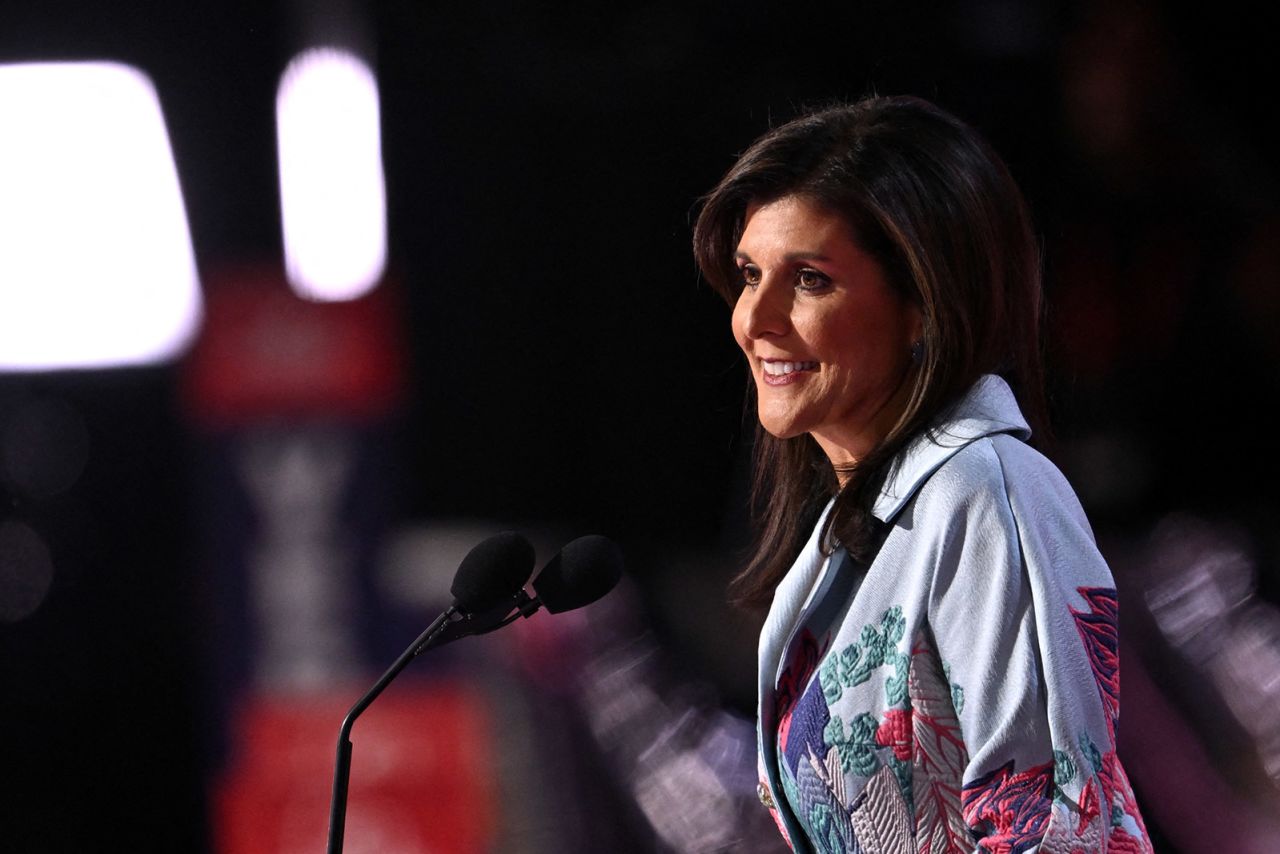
[737,279,791,340]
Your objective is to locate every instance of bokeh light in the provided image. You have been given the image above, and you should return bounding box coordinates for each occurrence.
[276,48,388,302]
[0,520,54,622]
[0,396,90,501]
[0,62,202,371]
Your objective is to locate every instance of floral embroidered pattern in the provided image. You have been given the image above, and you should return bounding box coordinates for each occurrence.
[957,588,1154,854]
[773,607,917,849]
[823,711,882,777]
[875,708,913,762]
[962,760,1056,854]
[776,629,828,755]
[942,661,965,715]
[765,585,1152,854]
[1071,588,1121,740]
[779,616,978,854]
[1069,588,1152,852]
[819,606,909,707]
[908,636,971,854]
[1022,588,1153,854]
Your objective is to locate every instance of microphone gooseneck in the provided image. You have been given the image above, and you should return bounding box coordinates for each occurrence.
[326,531,535,854]
[326,531,623,853]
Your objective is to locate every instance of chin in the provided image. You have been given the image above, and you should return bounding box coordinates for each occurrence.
[756,415,807,441]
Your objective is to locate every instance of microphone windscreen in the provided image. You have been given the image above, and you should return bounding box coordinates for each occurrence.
[532,535,623,614]
[450,531,536,611]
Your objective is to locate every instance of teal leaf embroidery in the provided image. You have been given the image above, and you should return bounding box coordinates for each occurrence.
[838,644,863,691]
[1079,732,1103,774]
[820,658,842,705]
[808,802,844,854]
[942,661,965,714]
[820,606,909,705]
[1053,750,1077,792]
[825,713,881,777]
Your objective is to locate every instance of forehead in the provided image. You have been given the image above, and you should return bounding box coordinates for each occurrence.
[738,196,856,253]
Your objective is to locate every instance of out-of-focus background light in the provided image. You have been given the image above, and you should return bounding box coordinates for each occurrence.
[0,61,202,371]
[0,520,55,623]
[276,48,387,302]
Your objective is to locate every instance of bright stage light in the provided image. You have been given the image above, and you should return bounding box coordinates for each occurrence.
[276,48,388,302]
[0,62,203,372]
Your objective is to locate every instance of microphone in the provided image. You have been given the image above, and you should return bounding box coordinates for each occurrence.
[326,532,623,854]
[430,534,625,645]
[326,531,535,854]
[449,530,537,612]
[532,534,623,613]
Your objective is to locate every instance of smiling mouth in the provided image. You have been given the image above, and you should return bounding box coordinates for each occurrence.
[762,360,818,377]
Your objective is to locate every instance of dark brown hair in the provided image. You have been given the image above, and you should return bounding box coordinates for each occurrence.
[693,96,1048,605]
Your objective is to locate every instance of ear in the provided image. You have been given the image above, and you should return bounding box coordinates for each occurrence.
[905,301,924,347]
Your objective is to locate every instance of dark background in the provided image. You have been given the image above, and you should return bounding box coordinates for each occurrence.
[2,0,1278,850]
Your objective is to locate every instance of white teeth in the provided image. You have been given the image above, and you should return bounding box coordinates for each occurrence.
[762,360,816,376]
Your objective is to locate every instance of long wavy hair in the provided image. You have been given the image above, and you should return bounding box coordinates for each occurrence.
[693,96,1049,606]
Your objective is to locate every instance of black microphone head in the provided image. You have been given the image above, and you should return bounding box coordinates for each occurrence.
[531,534,623,614]
[450,531,536,611]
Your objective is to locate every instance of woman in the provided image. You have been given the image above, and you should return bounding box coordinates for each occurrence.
[693,97,1152,853]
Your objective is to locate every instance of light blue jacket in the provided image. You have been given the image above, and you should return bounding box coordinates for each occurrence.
[755,375,1152,853]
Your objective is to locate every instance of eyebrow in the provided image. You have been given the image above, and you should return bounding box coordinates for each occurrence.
[733,250,835,263]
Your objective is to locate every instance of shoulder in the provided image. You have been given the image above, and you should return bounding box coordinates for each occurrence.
[908,434,1012,519]
[917,432,1079,505]
[911,433,1095,545]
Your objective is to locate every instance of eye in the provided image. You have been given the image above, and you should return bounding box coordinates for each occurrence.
[738,263,762,289]
[796,268,832,292]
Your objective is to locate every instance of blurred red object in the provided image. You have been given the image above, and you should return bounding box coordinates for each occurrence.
[182,262,406,429]
[215,680,496,854]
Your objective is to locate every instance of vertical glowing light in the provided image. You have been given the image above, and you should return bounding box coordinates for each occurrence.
[0,62,203,371]
[276,48,388,302]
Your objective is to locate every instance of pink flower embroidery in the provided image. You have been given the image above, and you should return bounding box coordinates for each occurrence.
[875,707,914,761]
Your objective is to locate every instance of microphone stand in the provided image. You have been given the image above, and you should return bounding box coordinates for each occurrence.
[325,593,538,854]
[326,607,457,854]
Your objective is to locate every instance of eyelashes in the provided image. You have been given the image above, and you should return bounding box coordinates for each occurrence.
[736,263,832,292]
[795,268,832,291]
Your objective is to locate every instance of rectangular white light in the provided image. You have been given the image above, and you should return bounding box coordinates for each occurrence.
[276,48,388,302]
[0,62,203,371]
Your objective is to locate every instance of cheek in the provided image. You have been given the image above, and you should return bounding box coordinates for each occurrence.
[730,297,750,352]
[816,325,892,385]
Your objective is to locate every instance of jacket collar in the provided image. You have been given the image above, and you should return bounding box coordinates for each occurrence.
[870,374,1030,524]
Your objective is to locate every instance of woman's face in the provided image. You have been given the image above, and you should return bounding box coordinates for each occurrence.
[731,195,921,469]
